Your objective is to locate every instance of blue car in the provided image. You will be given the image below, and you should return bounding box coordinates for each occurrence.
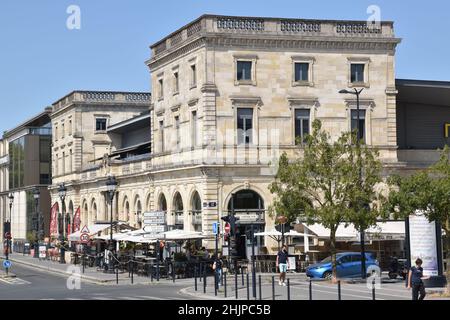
[306,252,379,279]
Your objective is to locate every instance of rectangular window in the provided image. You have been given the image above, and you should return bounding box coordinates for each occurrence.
[174,72,179,93]
[351,64,365,83]
[62,152,65,175]
[96,118,107,131]
[190,65,197,87]
[175,116,180,150]
[61,123,65,138]
[294,63,309,82]
[55,126,58,141]
[295,109,310,144]
[158,79,164,99]
[192,111,198,147]
[237,108,253,145]
[69,119,72,135]
[351,109,366,143]
[159,121,165,152]
[236,61,252,81]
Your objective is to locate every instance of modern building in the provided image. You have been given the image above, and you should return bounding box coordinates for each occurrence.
[48,91,151,234]
[0,108,53,251]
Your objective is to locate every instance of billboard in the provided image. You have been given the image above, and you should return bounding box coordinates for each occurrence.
[408,214,439,276]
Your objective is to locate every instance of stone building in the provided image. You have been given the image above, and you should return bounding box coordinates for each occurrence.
[48,91,151,232]
[144,14,401,257]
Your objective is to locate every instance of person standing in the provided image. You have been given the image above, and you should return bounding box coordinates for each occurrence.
[276,245,290,286]
[407,258,430,300]
[213,253,224,291]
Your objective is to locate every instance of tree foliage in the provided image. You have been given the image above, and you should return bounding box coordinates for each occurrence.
[269,120,385,279]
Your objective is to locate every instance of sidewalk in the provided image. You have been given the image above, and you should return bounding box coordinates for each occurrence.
[0,254,190,286]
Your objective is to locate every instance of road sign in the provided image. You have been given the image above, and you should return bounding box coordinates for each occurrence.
[143,211,165,219]
[80,233,90,244]
[4,232,11,239]
[3,260,11,269]
[212,222,219,235]
[143,217,166,225]
[39,246,47,259]
[81,225,90,234]
[143,225,166,234]
[224,223,231,234]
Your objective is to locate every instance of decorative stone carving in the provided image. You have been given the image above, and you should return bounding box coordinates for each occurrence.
[217,18,265,31]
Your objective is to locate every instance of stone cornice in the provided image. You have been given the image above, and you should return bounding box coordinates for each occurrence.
[230,95,263,107]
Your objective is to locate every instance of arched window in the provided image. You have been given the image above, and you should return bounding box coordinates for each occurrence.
[158,194,167,212]
[135,200,142,228]
[173,192,184,229]
[191,192,202,232]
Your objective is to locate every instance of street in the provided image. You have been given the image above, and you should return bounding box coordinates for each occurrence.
[0,262,197,300]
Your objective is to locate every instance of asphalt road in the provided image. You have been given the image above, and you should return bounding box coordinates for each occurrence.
[0,262,198,300]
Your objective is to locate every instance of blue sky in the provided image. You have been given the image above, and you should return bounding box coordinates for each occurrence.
[0,0,449,134]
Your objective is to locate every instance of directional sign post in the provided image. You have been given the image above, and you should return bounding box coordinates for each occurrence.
[3,260,11,275]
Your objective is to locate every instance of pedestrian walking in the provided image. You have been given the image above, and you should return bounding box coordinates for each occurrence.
[213,253,224,291]
[407,258,430,300]
[276,245,290,286]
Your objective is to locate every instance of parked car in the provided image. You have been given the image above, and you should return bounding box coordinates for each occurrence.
[306,252,379,279]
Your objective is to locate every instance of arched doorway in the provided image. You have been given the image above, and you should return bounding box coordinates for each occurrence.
[173,192,184,230]
[91,201,98,224]
[82,201,88,226]
[226,189,265,259]
[191,191,202,232]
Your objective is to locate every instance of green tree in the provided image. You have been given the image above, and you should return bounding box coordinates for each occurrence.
[269,120,385,281]
[386,146,450,292]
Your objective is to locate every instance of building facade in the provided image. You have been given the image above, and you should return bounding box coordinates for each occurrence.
[0,108,53,251]
[143,15,401,256]
[48,91,151,233]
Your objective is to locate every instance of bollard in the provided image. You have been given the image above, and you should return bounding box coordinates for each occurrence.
[82,255,85,274]
[131,261,134,284]
[287,279,291,301]
[214,272,218,297]
[235,270,238,299]
[372,279,376,300]
[116,264,119,285]
[241,267,244,286]
[203,270,207,294]
[338,281,341,300]
[151,264,154,282]
[309,279,312,300]
[128,260,131,278]
[194,267,198,291]
[271,276,275,300]
[259,275,262,301]
[247,273,250,300]
[199,263,202,283]
[224,272,227,298]
[172,262,175,283]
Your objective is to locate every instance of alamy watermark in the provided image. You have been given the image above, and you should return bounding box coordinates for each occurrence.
[66,265,82,290]
[66,5,81,30]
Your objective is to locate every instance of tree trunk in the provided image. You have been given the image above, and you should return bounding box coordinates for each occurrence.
[330,227,337,283]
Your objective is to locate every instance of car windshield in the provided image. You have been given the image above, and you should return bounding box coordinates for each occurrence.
[320,254,345,263]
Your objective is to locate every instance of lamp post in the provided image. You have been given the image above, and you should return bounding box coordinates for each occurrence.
[339,88,367,279]
[58,183,67,264]
[6,193,14,258]
[277,215,288,247]
[106,175,118,273]
[33,188,40,258]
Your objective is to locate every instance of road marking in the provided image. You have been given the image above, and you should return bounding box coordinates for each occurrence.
[167,296,187,300]
[305,282,409,299]
[134,295,165,300]
[117,297,145,300]
[290,285,377,300]
[91,297,115,300]
[0,277,31,285]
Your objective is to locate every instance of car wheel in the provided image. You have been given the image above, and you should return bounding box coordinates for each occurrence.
[323,271,332,280]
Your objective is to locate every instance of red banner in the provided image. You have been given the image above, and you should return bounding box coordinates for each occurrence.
[73,206,81,232]
[49,202,59,237]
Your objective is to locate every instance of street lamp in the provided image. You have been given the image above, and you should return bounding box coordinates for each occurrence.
[33,188,40,258]
[339,87,367,279]
[106,175,118,273]
[58,183,67,264]
[6,193,14,259]
[277,215,288,247]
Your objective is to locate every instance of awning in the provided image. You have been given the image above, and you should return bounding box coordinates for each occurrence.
[68,224,111,241]
[158,229,209,241]
[302,221,406,242]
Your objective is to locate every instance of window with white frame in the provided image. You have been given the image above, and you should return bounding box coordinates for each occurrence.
[292,56,314,86]
[191,111,200,148]
[348,58,370,87]
[237,108,253,145]
[173,71,179,94]
[158,78,164,100]
[351,109,366,143]
[159,120,165,152]
[175,116,180,150]
[234,55,257,86]
[294,109,311,145]
[190,64,197,88]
